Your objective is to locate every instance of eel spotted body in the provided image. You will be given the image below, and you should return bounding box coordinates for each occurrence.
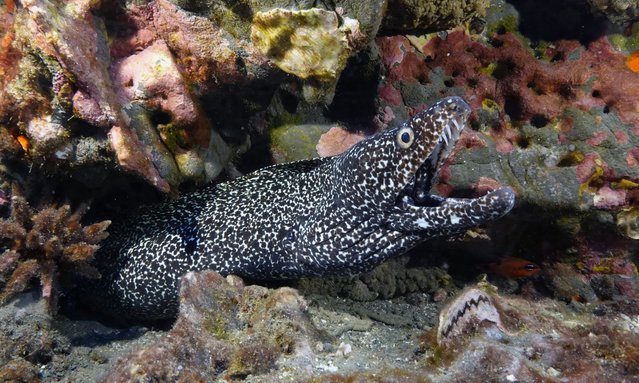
[92,97,515,320]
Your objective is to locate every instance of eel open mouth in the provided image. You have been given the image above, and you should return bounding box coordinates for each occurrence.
[401,113,467,207]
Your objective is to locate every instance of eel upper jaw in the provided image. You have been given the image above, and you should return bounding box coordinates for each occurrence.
[400,115,465,208]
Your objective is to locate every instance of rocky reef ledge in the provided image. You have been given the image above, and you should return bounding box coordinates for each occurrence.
[1,0,638,381]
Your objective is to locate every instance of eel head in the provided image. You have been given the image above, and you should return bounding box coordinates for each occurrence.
[334,96,515,231]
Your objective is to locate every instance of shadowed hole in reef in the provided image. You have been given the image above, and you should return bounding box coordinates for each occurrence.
[550,52,564,62]
[199,80,281,173]
[201,80,281,144]
[492,60,514,80]
[327,49,380,126]
[504,94,524,121]
[506,0,607,44]
[516,136,530,148]
[150,109,172,126]
[489,38,504,48]
[530,114,549,128]
[280,89,298,114]
[557,151,583,167]
[558,83,576,100]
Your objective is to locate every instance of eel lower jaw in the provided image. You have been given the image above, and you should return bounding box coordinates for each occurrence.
[399,193,446,209]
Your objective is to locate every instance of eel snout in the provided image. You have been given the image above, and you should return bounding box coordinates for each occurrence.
[410,99,469,205]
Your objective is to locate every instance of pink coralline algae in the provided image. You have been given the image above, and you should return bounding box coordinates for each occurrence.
[376,30,639,151]
[1,0,278,192]
[110,0,269,95]
[316,126,365,157]
[4,0,170,191]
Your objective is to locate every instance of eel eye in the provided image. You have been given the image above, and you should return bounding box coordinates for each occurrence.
[396,127,415,149]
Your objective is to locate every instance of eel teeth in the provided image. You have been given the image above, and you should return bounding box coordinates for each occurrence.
[452,118,462,133]
[442,132,449,145]
[445,124,453,142]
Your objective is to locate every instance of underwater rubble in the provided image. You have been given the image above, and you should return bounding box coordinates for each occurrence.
[0,0,638,381]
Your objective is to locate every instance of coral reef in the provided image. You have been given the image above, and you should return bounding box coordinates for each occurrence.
[2,0,273,192]
[0,0,504,194]
[0,0,638,381]
[320,281,639,382]
[112,39,232,184]
[0,188,110,312]
[1,0,171,191]
[377,29,639,138]
[251,9,365,81]
[102,271,320,382]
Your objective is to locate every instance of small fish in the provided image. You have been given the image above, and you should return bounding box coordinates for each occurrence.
[627,50,639,74]
[487,256,541,279]
[16,135,29,154]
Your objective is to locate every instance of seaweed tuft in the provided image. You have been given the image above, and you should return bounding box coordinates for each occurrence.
[0,185,110,313]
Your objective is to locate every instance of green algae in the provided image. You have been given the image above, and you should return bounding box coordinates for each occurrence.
[485,13,518,37]
[609,22,639,53]
[269,123,330,163]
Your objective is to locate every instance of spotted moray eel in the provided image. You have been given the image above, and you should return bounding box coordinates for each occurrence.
[91,97,515,320]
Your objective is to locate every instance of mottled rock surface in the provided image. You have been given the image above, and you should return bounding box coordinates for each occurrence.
[0,292,161,382]
[382,0,490,32]
[102,271,321,382]
[588,0,639,26]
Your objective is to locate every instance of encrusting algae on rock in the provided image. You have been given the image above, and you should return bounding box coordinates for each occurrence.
[251,8,367,103]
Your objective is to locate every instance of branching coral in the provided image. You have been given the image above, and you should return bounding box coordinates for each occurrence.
[0,188,110,313]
